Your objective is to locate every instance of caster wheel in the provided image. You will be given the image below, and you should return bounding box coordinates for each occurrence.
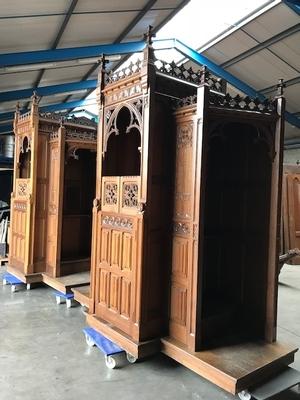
[238,390,251,400]
[85,334,95,347]
[105,355,117,369]
[66,299,72,308]
[26,284,31,290]
[126,353,137,364]
[3,279,7,285]
[56,296,62,305]
[11,285,17,293]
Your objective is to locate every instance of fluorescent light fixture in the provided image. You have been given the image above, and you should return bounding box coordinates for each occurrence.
[0,55,122,75]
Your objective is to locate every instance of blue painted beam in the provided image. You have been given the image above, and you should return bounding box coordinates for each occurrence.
[0,79,97,102]
[283,0,300,15]
[0,41,145,68]
[0,124,13,134]
[0,112,14,123]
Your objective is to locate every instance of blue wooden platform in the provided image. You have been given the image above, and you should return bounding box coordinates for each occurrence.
[83,327,124,356]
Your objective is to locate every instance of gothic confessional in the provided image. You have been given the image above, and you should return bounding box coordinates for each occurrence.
[8,96,97,292]
[86,37,200,358]
[88,32,297,393]
[161,82,298,394]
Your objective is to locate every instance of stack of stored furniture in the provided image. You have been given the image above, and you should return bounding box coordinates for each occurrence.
[8,95,97,292]
[86,32,298,396]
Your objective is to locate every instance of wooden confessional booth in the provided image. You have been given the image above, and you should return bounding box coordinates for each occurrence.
[281,164,300,264]
[86,38,201,359]
[86,32,297,392]
[161,84,298,395]
[8,97,97,293]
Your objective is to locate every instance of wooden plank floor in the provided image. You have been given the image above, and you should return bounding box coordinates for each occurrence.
[42,272,90,294]
[161,337,298,394]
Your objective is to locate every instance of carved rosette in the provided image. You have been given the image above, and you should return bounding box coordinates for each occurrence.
[104,183,118,205]
[173,222,190,236]
[102,215,133,230]
[122,183,138,208]
[48,204,57,215]
[177,123,193,148]
[17,180,29,197]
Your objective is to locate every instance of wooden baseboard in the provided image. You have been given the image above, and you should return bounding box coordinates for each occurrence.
[87,313,161,359]
[6,265,43,284]
[161,337,298,395]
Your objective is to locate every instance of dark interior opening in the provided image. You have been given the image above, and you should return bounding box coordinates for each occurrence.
[199,122,272,348]
[61,149,96,262]
[102,106,141,177]
[19,137,31,179]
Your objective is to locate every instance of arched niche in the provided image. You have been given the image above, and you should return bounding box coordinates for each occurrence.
[18,136,31,179]
[199,121,273,347]
[103,106,141,176]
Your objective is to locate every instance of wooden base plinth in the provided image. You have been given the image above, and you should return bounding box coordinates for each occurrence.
[72,285,91,308]
[87,314,161,359]
[161,337,298,395]
[6,265,43,284]
[42,271,90,294]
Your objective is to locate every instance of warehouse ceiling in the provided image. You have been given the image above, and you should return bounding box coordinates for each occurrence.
[183,0,300,140]
[0,0,299,143]
[0,0,189,131]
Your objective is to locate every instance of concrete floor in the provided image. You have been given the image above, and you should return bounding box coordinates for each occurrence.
[0,265,299,400]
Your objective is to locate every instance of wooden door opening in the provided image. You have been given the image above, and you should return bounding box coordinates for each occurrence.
[18,136,31,178]
[61,149,96,271]
[199,122,272,348]
[102,106,141,177]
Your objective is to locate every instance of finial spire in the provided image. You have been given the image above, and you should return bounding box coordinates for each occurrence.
[277,78,285,96]
[144,25,155,46]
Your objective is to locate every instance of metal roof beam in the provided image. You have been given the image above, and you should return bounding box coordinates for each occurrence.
[283,0,300,16]
[0,41,145,68]
[221,23,300,69]
[0,79,97,102]
[0,124,13,134]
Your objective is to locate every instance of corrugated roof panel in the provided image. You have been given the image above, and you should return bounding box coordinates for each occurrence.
[154,0,183,7]
[269,31,300,71]
[227,49,299,90]
[0,16,64,53]
[58,12,139,48]
[129,9,173,38]
[243,2,299,42]
[283,83,300,113]
[203,30,259,65]
[40,65,94,86]
[0,71,39,91]
[0,0,69,16]
[0,100,19,113]
[75,0,148,12]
